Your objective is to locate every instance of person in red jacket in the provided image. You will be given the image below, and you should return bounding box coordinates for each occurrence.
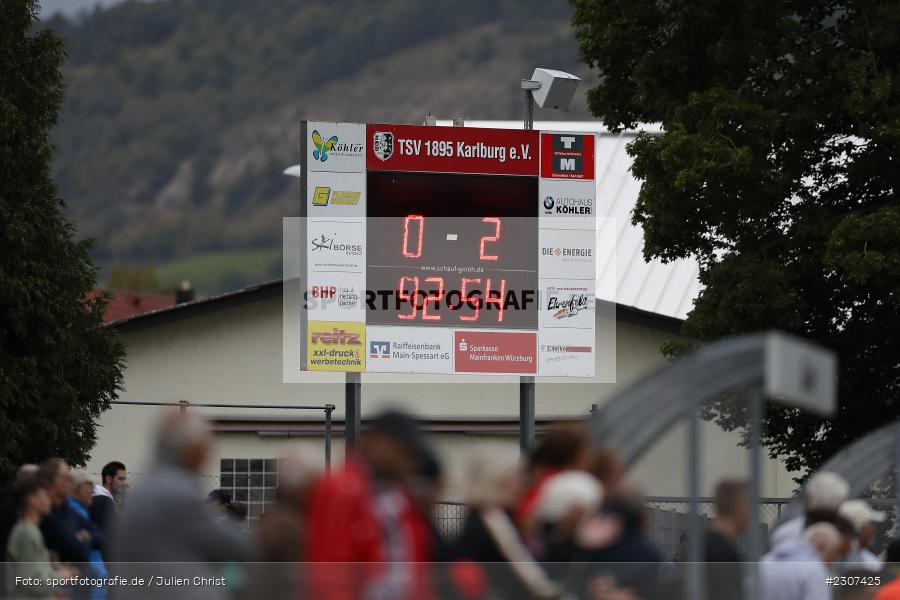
[305,410,437,600]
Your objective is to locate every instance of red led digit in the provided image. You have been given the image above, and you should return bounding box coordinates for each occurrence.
[460,277,482,322]
[421,276,444,321]
[484,278,506,323]
[397,276,419,320]
[402,215,424,258]
[479,217,501,261]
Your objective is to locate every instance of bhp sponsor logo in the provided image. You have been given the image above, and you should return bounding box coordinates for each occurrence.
[306,285,363,311]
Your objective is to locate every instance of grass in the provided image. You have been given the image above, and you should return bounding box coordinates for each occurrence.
[154,247,282,295]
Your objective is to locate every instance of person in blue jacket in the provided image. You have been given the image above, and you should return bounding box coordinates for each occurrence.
[68,469,108,600]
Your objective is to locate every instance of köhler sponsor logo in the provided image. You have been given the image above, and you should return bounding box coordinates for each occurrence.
[311,233,363,256]
[547,293,589,319]
[310,129,364,162]
[542,194,593,216]
[373,131,395,161]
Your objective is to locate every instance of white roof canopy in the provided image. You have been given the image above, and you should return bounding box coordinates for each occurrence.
[436,120,699,320]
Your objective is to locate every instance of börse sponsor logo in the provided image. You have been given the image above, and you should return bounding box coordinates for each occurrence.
[373,131,395,161]
[310,129,364,162]
[311,233,363,256]
[310,327,361,345]
[311,186,361,207]
[542,195,593,216]
[547,293,589,319]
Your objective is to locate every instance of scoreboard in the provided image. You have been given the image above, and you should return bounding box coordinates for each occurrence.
[302,121,597,377]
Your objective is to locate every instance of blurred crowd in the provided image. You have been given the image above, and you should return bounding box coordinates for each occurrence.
[2,408,900,600]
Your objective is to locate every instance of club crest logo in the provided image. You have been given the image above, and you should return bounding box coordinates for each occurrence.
[373,131,394,161]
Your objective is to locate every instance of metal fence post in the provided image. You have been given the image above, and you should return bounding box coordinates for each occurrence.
[686,396,704,600]
[895,427,900,526]
[746,387,765,600]
[324,404,334,474]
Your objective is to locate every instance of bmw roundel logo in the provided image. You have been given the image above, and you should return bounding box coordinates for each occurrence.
[543,196,555,211]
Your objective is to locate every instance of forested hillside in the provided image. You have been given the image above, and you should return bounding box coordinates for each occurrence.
[45,0,591,291]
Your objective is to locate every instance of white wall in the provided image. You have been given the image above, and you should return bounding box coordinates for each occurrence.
[87,294,798,498]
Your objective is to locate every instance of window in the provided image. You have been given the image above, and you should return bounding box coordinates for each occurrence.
[219,458,278,522]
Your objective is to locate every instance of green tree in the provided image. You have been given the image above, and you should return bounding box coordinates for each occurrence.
[571,0,900,477]
[0,0,124,482]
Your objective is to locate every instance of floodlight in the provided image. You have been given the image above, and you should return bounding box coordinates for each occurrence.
[529,68,580,111]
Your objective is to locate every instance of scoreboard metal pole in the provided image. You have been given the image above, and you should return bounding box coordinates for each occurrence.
[521,113,537,457]
[345,371,361,454]
[519,376,536,454]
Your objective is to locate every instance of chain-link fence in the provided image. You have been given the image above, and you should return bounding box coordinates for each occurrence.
[114,471,898,558]
[641,496,790,559]
[432,497,899,558]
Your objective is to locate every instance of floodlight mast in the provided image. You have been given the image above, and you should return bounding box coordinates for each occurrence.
[518,68,581,454]
[521,79,541,131]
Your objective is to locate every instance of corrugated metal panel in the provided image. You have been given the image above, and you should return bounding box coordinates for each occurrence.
[437,120,700,321]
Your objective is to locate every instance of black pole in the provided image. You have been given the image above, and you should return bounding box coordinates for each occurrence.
[520,104,536,458]
[345,372,361,455]
[324,404,334,474]
[520,376,535,455]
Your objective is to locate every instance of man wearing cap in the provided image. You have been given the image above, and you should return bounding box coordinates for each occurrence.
[771,471,850,548]
[839,499,886,570]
